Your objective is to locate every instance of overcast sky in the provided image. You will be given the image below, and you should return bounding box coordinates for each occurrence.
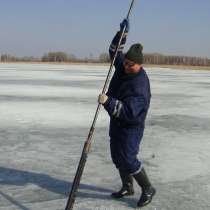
[0,0,210,58]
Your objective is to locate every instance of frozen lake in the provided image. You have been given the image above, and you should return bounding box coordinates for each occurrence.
[0,63,210,210]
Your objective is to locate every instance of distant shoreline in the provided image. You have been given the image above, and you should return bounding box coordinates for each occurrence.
[0,61,210,71]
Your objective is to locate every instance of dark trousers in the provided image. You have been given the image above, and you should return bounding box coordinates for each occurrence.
[110,130,143,174]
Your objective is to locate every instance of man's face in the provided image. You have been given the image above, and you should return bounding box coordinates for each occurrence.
[123,59,141,74]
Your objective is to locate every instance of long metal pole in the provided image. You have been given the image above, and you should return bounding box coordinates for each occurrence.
[65,1,136,209]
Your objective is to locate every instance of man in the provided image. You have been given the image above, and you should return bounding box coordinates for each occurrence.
[98,19,156,208]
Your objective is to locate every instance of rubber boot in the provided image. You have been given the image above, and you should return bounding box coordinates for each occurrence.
[133,167,156,207]
[111,169,134,199]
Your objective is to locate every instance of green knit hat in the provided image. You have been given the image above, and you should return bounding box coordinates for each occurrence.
[125,43,143,64]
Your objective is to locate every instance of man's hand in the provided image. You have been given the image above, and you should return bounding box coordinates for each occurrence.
[98,94,108,104]
[120,18,130,33]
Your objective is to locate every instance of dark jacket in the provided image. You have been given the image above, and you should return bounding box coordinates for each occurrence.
[103,32,151,140]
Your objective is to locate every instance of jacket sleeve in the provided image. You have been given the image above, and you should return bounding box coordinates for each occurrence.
[109,31,127,68]
[103,94,146,125]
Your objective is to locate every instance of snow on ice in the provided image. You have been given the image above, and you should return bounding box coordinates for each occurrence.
[0,63,210,210]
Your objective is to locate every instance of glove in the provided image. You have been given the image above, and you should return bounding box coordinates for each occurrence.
[98,94,108,104]
[120,18,130,33]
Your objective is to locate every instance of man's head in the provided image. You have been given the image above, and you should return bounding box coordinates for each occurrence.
[124,43,143,74]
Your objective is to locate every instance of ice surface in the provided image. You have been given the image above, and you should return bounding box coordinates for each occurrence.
[0,63,210,210]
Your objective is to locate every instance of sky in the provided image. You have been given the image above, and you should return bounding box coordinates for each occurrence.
[0,0,210,58]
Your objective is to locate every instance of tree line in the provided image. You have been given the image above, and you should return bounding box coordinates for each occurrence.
[143,53,210,66]
[0,52,210,66]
